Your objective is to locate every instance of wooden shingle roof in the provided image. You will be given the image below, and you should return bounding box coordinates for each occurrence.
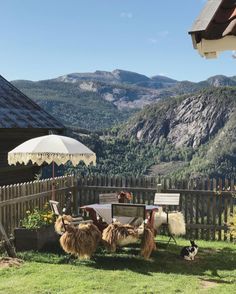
[0,75,64,129]
[189,0,236,58]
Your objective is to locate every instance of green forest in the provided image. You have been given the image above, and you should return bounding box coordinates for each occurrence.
[65,87,236,180]
[13,78,236,180]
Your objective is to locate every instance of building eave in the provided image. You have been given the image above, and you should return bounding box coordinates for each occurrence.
[195,35,236,58]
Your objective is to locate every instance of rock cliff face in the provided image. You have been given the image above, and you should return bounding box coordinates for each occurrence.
[120,88,236,149]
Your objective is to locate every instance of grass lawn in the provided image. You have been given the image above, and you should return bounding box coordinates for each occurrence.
[0,237,235,294]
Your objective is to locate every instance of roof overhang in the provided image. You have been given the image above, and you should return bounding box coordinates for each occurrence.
[189,0,236,59]
[195,35,236,58]
[189,0,223,33]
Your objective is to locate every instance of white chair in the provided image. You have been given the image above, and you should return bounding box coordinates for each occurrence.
[154,193,180,245]
[154,193,180,206]
[49,200,90,232]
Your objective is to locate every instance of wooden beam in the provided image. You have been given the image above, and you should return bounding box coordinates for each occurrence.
[0,186,75,207]
[0,222,16,258]
[186,223,228,230]
[79,185,234,195]
[79,185,157,193]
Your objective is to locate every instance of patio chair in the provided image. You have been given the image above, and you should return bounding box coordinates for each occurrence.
[154,193,180,245]
[111,203,146,223]
[49,200,91,231]
[99,193,119,204]
[49,191,83,222]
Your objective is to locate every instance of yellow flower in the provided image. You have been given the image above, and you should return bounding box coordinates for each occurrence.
[44,202,49,208]
[26,211,30,214]
[49,220,53,224]
[44,217,47,221]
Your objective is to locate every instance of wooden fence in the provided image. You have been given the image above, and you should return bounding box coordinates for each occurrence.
[0,175,77,235]
[78,175,236,241]
[0,175,235,241]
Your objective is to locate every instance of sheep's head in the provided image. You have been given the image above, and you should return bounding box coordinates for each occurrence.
[54,215,73,234]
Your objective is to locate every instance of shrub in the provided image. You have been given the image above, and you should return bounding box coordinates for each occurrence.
[228,208,236,243]
[21,203,55,229]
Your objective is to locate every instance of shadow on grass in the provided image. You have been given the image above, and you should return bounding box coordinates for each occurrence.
[199,277,234,285]
[90,244,236,278]
[17,242,236,278]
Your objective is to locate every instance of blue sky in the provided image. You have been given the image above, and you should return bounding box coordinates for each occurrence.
[0,0,235,82]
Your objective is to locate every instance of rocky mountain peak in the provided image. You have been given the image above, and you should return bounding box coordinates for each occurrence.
[112,69,150,83]
[206,75,236,87]
[121,88,236,149]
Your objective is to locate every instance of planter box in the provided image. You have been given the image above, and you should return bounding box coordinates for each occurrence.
[14,225,59,251]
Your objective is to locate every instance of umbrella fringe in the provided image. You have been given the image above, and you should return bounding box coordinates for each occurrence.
[8,152,96,167]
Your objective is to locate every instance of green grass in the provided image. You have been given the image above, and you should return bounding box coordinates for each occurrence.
[0,237,235,294]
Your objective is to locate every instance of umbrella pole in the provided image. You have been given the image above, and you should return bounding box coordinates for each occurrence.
[52,160,55,200]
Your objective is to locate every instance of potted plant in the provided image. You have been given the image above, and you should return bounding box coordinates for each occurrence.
[14,203,59,251]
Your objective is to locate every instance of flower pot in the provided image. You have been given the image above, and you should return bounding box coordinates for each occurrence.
[14,225,59,251]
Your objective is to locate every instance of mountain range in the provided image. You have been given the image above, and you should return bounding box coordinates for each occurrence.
[12,70,236,131]
[55,69,178,89]
[54,69,236,89]
[11,69,236,178]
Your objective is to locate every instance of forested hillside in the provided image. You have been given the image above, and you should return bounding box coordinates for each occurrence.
[12,71,236,179]
[12,80,136,130]
[64,87,236,179]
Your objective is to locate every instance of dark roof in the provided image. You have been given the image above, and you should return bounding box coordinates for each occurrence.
[0,75,64,129]
[189,0,236,43]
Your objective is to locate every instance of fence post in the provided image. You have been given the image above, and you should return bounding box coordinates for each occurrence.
[73,176,79,215]
[0,221,16,258]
